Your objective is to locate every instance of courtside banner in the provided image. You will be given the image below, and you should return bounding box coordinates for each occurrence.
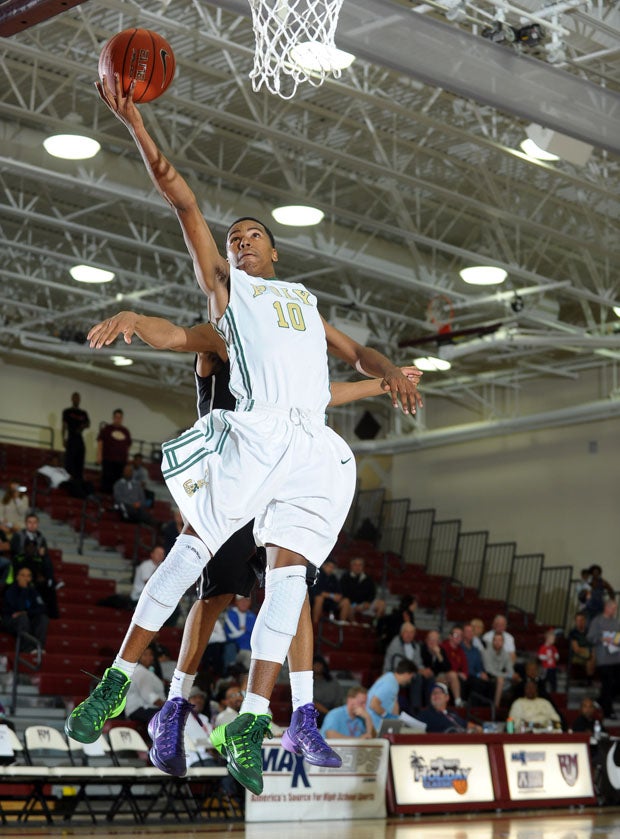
[390,742,494,805]
[245,737,389,822]
[503,740,594,800]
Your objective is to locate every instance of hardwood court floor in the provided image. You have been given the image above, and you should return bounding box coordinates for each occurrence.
[2,808,620,839]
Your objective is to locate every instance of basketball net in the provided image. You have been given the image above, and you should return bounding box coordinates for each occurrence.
[248,0,347,99]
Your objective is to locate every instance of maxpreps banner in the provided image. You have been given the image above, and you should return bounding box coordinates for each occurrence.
[245,737,389,822]
[390,742,495,805]
[503,740,594,800]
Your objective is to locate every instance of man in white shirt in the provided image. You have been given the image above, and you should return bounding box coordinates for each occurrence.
[214,685,244,728]
[482,614,516,662]
[124,647,166,724]
[130,546,166,604]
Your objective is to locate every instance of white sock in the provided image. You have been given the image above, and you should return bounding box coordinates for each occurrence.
[289,670,313,710]
[168,669,195,700]
[240,691,270,717]
[112,657,136,679]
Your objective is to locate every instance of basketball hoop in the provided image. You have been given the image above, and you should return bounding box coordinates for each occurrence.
[427,294,454,335]
[248,0,350,99]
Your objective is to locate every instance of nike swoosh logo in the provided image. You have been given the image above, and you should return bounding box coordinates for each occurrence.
[160,49,169,85]
[341,457,352,464]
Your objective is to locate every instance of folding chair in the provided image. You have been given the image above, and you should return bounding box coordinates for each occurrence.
[0,725,27,825]
[107,726,166,823]
[185,736,242,820]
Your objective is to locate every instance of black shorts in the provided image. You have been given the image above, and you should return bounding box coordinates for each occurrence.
[196,520,319,599]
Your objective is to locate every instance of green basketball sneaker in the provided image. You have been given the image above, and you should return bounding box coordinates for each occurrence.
[211,712,272,795]
[65,667,130,743]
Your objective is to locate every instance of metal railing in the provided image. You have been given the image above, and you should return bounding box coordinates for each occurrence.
[0,419,54,451]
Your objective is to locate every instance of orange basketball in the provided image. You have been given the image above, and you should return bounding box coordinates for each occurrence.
[98,28,175,103]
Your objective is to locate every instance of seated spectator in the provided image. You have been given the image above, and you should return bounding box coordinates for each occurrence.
[587,598,620,720]
[1,566,49,653]
[461,622,494,703]
[214,683,244,727]
[130,453,155,507]
[183,686,215,766]
[482,614,516,662]
[310,557,344,625]
[568,611,595,678]
[417,683,482,733]
[38,454,94,499]
[378,594,418,648]
[339,556,386,623]
[470,617,486,651]
[161,508,184,555]
[571,696,603,734]
[0,526,11,585]
[321,686,375,739]
[537,628,560,692]
[383,622,423,713]
[130,545,166,604]
[508,679,561,731]
[223,596,256,670]
[420,629,457,706]
[1,482,30,534]
[482,631,515,708]
[312,654,345,726]
[124,646,166,725]
[113,464,156,526]
[366,659,416,732]
[10,513,59,618]
[441,625,469,707]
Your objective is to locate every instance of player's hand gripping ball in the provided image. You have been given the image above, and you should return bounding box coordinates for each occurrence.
[98,28,176,103]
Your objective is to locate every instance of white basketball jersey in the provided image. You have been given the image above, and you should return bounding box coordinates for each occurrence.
[215,266,331,412]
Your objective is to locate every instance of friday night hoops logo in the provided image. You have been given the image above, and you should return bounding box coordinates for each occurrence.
[558,753,579,787]
[410,751,470,795]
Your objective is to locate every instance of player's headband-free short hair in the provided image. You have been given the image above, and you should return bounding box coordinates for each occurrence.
[225,217,276,249]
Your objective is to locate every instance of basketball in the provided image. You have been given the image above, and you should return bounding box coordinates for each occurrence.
[98,28,176,103]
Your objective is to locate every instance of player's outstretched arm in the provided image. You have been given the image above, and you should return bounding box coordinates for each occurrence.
[322,319,424,415]
[87,311,225,357]
[329,366,422,407]
[95,74,229,317]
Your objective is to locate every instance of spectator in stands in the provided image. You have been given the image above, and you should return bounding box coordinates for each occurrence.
[417,683,482,733]
[0,526,11,585]
[222,595,256,670]
[312,654,344,726]
[571,696,603,734]
[441,625,469,707]
[37,454,71,490]
[214,684,244,727]
[507,678,561,731]
[160,507,184,555]
[339,556,386,624]
[568,611,595,678]
[130,453,155,507]
[130,546,166,604]
[537,628,560,692]
[321,686,375,739]
[183,686,215,766]
[482,614,516,662]
[366,659,416,732]
[378,594,418,649]
[97,408,132,493]
[587,598,620,720]
[62,392,90,479]
[383,622,423,713]
[124,646,166,725]
[420,629,458,707]
[1,482,30,534]
[576,567,593,613]
[113,465,157,526]
[470,617,486,651]
[10,513,58,618]
[482,631,514,709]
[1,566,49,652]
[584,564,615,623]
[461,622,493,703]
[310,557,344,625]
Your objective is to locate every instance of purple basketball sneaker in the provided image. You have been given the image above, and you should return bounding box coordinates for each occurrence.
[281,703,342,767]
[148,696,192,776]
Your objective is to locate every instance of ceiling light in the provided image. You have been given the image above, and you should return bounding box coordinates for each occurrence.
[70,264,115,284]
[613,306,620,318]
[43,134,101,160]
[413,355,452,372]
[459,266,507,285]
[111,356,133,367]
[271,205,324,226]
[519,138,560,162]
[289,43,355,73]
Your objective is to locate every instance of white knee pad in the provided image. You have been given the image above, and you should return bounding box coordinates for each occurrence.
[133,534,209,631]
[250,565,307,664]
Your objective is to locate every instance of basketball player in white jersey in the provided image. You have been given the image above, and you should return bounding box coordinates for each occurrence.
[67,72,421,795]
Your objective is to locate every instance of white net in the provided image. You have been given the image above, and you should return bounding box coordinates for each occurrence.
[248,0,348,99]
